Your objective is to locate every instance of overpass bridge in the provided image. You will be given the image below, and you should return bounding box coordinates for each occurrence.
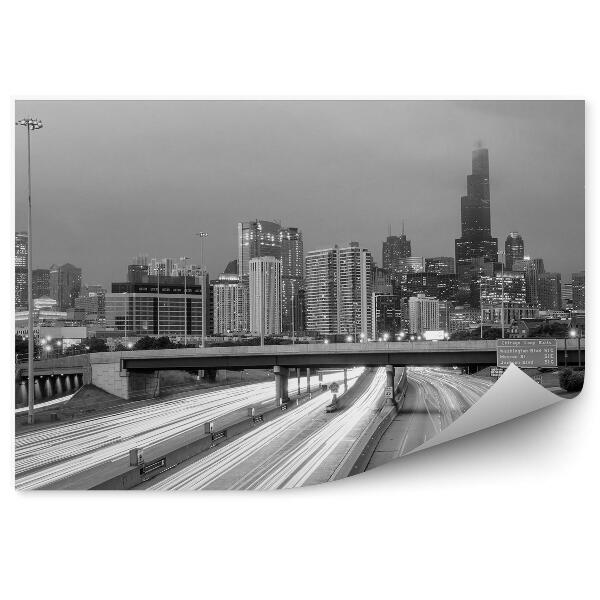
[16,339,584,404]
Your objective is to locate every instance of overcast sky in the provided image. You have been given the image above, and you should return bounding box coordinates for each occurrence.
[14,100,584,287]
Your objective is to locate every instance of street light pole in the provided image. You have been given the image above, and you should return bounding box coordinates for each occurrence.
[180,257,191,347]
[195,233,208,348]
[291,292,295,344]
[157,261,161,337]
[16,117,43,426]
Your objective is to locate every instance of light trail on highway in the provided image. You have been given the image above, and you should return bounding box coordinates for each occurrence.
[15,371,343,490]
[148,367,381,490]
[367,367,493,467]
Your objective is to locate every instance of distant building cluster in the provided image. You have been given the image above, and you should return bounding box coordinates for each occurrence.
[14,146,585,348]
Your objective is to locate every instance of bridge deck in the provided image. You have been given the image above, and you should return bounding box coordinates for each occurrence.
[23,340,584,373]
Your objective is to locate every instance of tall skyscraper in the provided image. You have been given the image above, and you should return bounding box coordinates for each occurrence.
[537,272,562,310]
[572,271,585,311]
[238,220,282,281]
[504,232,525,270]
[382,223,411,281]
[249,256,282,337]
[408,294,440,334]
[32,268,50,299]
[49,263,82,311]
[280,227,304,333]
[15,232,28,309]
[305,243,373,339]
[455,147,499,278]
[213,274,249,334]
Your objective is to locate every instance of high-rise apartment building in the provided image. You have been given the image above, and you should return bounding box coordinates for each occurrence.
[212,274,249,334]
[305,243,373,339]
[572,271,585,310]
[249,257,282,337]
[49,263,82,311]
[504,232,525,270]
[537,272,562,310]
[15,232,28,309]
[281,227,303,333]
[408,294,440,334]
[454,147,499,278]
[512,257,545,306]
[425,256,455,275]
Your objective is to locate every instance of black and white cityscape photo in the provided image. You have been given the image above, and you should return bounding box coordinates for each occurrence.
[14,100,585,491]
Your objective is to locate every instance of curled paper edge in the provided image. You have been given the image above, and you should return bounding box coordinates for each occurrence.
[406,364,569,456]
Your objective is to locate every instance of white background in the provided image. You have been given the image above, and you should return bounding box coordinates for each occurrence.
[1,2,597,599]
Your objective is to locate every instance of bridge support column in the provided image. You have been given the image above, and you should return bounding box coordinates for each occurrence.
[274,366,289,405]
[307,368,312,398]
[297,369,301,396]
[386,365,395,405]
[344,368,348,392]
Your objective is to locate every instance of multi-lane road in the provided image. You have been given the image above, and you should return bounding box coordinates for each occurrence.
[15,365,494,490]
[15,371,344,490]
[366,367,493,469]
[147,367,375,490]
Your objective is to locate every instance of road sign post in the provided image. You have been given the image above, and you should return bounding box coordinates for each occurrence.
[496,339,557,368]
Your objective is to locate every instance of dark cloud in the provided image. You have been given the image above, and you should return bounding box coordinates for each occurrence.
[15,100,584,285]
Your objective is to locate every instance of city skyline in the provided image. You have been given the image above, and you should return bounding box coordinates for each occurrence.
[14,101,584,287]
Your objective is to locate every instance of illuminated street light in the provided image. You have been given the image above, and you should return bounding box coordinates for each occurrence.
[324,339,329,344]
[383,333,389,341]
[346,335,353,342]
[16,117,43,425]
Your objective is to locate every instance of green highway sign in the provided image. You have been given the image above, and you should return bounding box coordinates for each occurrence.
[496,339,557,368]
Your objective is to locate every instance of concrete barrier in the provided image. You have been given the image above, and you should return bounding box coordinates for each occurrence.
[92,388,326,490]
[331,368,408,481]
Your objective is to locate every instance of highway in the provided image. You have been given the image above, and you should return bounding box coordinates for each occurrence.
[15,371,343,490]
[147,367,379,490]
[367,367,493,468]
